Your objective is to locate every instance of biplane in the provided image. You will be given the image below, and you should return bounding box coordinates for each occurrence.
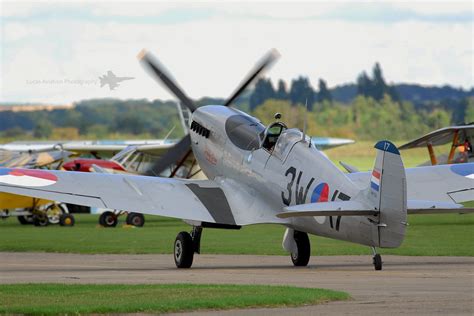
[399,125,474,165]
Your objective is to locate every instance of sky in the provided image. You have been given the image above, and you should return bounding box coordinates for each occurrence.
[0,0,472,104]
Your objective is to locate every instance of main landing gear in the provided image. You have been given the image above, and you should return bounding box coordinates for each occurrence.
[372,247,383,270]
[174,226,202,268]
[291,231,311,267]
[99,211,145,228]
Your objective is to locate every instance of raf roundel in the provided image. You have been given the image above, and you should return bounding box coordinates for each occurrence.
[0,168,58,187]
[311,182,329,203]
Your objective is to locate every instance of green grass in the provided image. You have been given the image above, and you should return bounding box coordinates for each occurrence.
[0,283,349,314]
[0,213,472,256]
[327,140,435,171]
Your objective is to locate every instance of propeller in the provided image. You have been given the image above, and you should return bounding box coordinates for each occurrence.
[137,49,279,177]
[223,49,280,107]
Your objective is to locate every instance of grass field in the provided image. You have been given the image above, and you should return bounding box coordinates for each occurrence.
[0,213,472,256]
[328,140,437,171]
[0,284,349,314]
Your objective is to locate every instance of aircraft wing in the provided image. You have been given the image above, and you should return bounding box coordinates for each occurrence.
[0,140,179,157]
[399,125,474,150]
[0,168,286,226]
[0,150,72,168]
[63,140,177,156]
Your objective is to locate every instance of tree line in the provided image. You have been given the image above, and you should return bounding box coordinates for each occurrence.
[0,62,473,142]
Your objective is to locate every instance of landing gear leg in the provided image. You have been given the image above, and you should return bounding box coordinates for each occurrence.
[372,247,382,271]
[191,226,203,254]
[174,226,203,268]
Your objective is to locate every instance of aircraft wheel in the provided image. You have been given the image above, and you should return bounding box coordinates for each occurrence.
[59,214,75,227]
[33,213,49,227]
[100,211,118,227]
[174,231,194,268]
[291,231,310,267]
[126,213,145,227]
[46,203,67,225]
[373,254,383,271]
[17,215,33,225]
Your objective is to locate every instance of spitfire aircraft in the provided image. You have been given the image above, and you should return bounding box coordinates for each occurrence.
[0,50,472,270]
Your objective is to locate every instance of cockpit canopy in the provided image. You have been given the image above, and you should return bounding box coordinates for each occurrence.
[225,114,265,151]
[262,122,287,151]
[224,114,303,158]
[272,128,304,160]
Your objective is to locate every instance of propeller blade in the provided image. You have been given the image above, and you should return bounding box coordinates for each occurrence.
[224,49,280,107]
[137,49,197,112]
[144,135,192,177]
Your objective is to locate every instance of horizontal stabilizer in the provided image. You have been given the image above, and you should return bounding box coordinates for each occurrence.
[407,200,474,214]
[277,201,378,218]
[277,199,473,218]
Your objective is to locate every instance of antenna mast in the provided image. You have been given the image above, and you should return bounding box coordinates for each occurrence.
[302,99,308,141]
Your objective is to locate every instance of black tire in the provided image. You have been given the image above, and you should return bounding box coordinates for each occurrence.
[33,214,49,227]
[291,231,311,267]
[126,213,145,227]
[59,214,75,227]
[17,215,33,225]
[174,231,194,268]
[99,211,118,227]
[373,254,382,271]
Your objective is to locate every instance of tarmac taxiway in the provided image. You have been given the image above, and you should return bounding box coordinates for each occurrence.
[0,253,472,315]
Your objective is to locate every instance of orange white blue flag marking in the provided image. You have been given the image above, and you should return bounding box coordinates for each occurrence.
[0,168,57,187]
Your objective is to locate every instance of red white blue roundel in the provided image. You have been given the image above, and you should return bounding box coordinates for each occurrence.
[0,168,58,187]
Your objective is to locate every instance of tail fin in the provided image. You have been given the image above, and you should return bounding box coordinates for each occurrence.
[367,140,407,248]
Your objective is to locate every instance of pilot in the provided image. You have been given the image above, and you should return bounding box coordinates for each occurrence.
[262,113,286,152]
[457,141,470,163]
[464,139,473,158]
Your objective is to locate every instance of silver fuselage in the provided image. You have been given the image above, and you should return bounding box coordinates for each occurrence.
[190,105,378,246]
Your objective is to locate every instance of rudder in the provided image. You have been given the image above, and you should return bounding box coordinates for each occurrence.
[368,140,407,248]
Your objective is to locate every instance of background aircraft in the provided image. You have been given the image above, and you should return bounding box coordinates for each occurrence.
[0,49,472,271]
[62,143,203,227]
[99,70,134,91]
[0,148,74,226]
[0,149,71,169]
[399,125,474,165]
